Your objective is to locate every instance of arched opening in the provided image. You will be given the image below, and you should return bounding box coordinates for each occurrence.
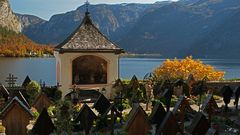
[72,55,107,85]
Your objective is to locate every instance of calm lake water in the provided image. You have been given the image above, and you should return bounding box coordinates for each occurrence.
[0,57,240,86]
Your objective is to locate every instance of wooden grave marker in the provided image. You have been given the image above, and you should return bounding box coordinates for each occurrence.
[221,85,233,111]
[130,75,139,88]
[234,86,240,109]
[74,104,97,135]
[0,84,9,102]
[125,104,150,135]
[172,95,193,132]
[32,92,53,112]
[201,94,219,122]
[156,111,180,135]
[22,75,31,88]
[93,94,111,115]
[188,112,210,135]
[150,102,166,129]
[162,88,173,112]
[0,97,33,135]
[10,90,30,109]
[32,108,55,135]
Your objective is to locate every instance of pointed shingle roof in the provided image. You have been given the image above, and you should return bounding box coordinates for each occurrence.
[55,12,124,54]
[0,97,33,118]
[32,108,55,135]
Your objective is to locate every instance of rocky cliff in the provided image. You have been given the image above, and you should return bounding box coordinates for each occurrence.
[0,0,21,32]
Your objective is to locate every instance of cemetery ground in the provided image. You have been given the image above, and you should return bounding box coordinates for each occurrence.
[0,74,240,135]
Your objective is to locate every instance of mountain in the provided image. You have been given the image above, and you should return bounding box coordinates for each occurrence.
[119,0,240,58]
[18,0,240,58]
[0,0,21,32]
[16,14,46,28]
[0,0,53,57]
[18,2,171,45]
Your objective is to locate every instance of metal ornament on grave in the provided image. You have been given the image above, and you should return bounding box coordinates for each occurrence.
[5,74,18,88]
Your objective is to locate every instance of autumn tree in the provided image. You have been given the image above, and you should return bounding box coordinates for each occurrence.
[154,56,224,81]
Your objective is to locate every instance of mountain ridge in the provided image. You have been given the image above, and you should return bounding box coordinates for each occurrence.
[17,0,240,58]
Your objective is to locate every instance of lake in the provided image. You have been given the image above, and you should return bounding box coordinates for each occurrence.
[0,57,240,86]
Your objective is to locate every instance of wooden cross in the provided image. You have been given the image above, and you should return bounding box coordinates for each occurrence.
[5,74,18,88]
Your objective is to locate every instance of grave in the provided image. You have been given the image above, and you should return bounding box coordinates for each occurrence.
[156,112,180,135]
[150,102,166,129]
[31,108,55,135]
[129,75,139,90]
[22,75,31,88]
[234,86,240,109]
[172,95,193,132]
[188,112,210,135]
[93,94,111,115]
[0,84,9,102]
[74,104,97,135]
[0,97,33,135]
[221,85,233,111]
[162,88,173,112]
[32,93,53,112]
[201,94,219,122]
[125,104,150,135]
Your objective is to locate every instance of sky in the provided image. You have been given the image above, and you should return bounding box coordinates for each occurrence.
[9,0,172,20]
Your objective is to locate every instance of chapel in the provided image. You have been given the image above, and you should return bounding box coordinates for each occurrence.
[54,9,124,98]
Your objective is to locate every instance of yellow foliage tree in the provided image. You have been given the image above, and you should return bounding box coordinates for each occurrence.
[154,56,225,81]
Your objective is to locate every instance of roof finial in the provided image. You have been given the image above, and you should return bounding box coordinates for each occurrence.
[85,0,90,14]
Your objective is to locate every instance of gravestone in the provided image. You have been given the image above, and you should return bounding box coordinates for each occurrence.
[234,86,240,109]
[93,94,111,115]
[172,95,193,132]
[201,94,219,122]
[125,104,150,135]
[150,102,166,129]
[32,108,55,135]
[74,104,97,135]
[188,112,210,135]
[156,112,180,135]
[22,75,31,88]
[221,85,233,112]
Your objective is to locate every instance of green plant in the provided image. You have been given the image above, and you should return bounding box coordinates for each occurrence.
[26,81,41,104]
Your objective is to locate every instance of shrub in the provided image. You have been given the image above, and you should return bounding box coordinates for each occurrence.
[154,56,225,81]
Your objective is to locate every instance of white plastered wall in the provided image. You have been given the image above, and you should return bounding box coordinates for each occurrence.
[54,51,119,99]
